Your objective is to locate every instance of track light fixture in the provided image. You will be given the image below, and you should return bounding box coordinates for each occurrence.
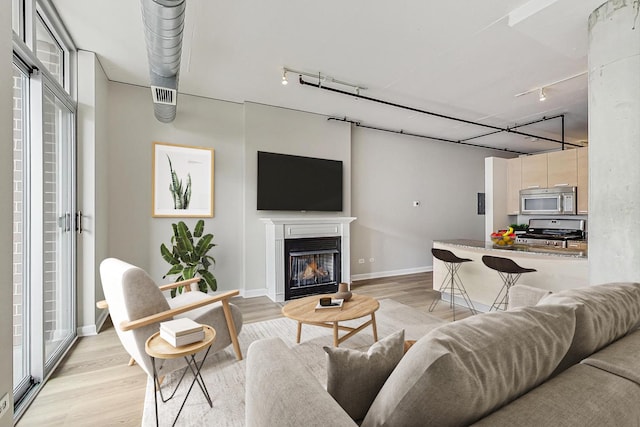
[281,66,366,93]
[514,70,586,100]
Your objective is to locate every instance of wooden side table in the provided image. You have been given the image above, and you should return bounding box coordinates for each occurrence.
[145,325,216,427]
[282,293,379,347]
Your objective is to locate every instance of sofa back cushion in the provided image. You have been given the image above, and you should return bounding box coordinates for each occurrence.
[361,304,576,427]
[538,282,640,373]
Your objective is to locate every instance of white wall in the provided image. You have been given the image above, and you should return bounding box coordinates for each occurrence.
[484,157,510,238]
[1,1,15,424]
[104,82,519,295]
[106,82,245,291]
[243,102,352,295]
[77,50,109,334]
[351,127,499,278]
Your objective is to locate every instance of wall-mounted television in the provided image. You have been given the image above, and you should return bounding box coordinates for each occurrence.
[257,151,343,211]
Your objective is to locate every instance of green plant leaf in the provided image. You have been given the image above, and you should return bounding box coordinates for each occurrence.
[177,221,194,252]
[160,243,179,265]
[195,234,213,257]
[205,255,216,267]
[183,265,197,279]
[165,264,183,276]
[194,220,204,238]
[200,270,217,292]
[183,174,191,209]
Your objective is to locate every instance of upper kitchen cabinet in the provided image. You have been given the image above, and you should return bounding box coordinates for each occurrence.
[577,147,588,214]
[507,157,521,214]
[521,153,547,189]
[547,149,577,188]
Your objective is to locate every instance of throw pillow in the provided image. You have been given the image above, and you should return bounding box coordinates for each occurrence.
[538,282,640,374]
[324,329,405,421]
[361,305,576,427]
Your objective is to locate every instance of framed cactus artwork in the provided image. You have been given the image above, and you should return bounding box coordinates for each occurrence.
[152,142,214,217]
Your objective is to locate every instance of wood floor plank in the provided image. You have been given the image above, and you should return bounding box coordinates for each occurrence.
[17,272,470,426]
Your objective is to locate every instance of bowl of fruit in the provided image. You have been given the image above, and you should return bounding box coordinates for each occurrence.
[491,227,517,246]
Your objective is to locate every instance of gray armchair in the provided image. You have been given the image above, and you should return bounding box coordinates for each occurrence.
[97,257,243,378]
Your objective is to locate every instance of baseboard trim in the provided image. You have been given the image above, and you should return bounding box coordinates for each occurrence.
[241,288,267,299]
[351,266,433,282]
[77,309,109,337]
[441,292,490,313]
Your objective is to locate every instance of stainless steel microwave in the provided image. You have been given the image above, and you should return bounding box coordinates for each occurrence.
[520,187,577,215]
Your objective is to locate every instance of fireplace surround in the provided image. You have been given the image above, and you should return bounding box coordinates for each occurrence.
[262,217,356,302]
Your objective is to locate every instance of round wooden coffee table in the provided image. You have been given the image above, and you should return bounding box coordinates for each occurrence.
[282,293,379,347]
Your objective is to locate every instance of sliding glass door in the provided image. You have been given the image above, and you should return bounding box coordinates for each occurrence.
[11,67,76,412]
[41,84,75,367]
[12,62,30,399]
[12,0,78,417]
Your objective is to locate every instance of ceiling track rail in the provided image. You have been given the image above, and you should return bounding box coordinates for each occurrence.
[298,76,580,150]
[328,117,527,154]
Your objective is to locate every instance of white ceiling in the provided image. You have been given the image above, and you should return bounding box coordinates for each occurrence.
[52,0,605,154]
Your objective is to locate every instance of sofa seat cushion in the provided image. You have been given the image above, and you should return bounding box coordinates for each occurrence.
[472,364,640,427]
[361,304,576,427]
[324,330,405,421]
[538,282,640,373]
[246,338,357,427]
[581,328,640,386]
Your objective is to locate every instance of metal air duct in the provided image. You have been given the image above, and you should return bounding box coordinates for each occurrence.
[140,0,186,123]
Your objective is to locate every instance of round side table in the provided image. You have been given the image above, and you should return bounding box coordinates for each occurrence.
[145,325,216,427]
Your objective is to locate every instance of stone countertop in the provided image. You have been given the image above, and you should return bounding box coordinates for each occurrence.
[434,239,587,259]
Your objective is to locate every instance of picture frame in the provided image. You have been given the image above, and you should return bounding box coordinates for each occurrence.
[152,142,214,217]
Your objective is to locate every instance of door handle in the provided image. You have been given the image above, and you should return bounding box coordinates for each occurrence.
[76,211,83,234]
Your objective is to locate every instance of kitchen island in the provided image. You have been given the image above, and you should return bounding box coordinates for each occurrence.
[432,239,588,312]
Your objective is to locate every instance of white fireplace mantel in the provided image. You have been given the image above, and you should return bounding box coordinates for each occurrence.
[261,217,356,302]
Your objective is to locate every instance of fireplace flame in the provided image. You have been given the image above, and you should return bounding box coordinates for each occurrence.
[300,259,329,281]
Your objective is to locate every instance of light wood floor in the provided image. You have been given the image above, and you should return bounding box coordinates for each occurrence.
[16,272,471,426]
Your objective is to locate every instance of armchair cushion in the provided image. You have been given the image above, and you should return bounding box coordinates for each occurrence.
[170,291,243,354]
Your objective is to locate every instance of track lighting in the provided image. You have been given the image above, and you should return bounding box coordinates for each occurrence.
[539,88,547,102]
[280,66,366,93]
[514,71,586,100]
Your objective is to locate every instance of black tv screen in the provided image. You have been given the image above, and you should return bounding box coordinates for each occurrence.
[257,151,343,211]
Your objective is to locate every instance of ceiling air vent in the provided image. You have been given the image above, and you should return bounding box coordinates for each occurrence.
[151,85,177,105]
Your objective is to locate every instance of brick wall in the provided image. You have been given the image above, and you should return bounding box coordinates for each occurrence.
[12,70,23,347]
[12,39,63,348]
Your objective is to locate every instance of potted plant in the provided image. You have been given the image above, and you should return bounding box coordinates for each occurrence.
[160,219,217,297]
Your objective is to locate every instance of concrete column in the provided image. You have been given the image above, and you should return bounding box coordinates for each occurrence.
[588,0,640,284]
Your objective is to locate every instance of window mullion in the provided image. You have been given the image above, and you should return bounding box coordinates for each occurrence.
[28,69,45,384]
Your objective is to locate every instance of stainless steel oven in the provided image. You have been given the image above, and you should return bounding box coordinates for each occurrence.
[515,218,586,248]
[520,187,577,215]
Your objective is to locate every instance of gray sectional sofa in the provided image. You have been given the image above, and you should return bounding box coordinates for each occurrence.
[245,282,640,426]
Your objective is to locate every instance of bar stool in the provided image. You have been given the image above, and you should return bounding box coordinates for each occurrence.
[429,248,478,320]
[482,255,536,311]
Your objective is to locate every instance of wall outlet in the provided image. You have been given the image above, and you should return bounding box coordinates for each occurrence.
[358,258,365,264]
[369,258,375,263]
[0,393,9,419]
[412,201,420,207]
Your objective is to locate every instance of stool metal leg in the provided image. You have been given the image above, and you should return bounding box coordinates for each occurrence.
[429,261,478,320]
[489,272,521,311]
